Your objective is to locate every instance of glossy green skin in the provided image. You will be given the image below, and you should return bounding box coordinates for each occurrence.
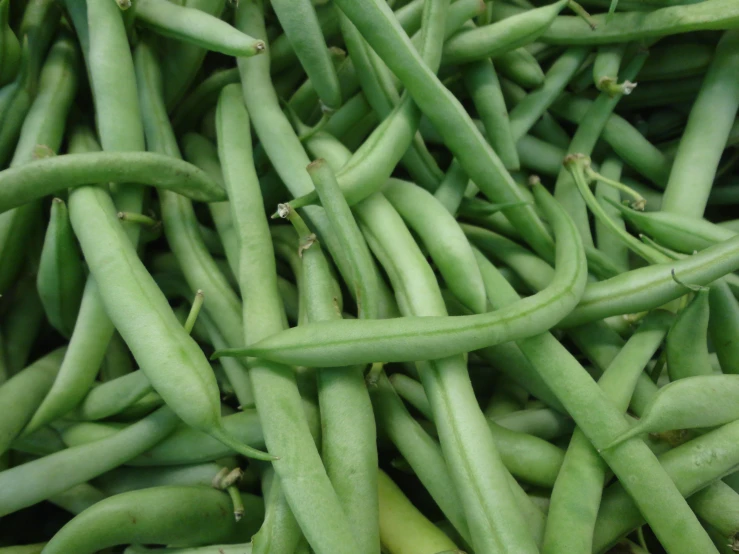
[0,406,179,517]
[0,348,64,456]
[270,0,340,109]
[441,0,567,65]
[0,151,226,213]
[215,185,586,367]
[215,77,358,554]
[661,30,739,217]
[136,0,264,57]
[593,419,739,552]
[709,281,739,374]
[0,0,20,86]
[667,289,714,381]
[331,0,553,259]
[560,234,739,327]
[542,311,672,554]
[36,199,84,338]
[41,486,263,553]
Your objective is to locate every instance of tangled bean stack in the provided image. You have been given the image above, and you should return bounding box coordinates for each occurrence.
[1,0,739,553]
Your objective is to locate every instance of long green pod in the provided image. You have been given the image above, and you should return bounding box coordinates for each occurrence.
[603,375,739,449]
[666,289,714,380]
[213,184,586,367]
[250,467,303,554]
[36,198,85,338]
[48,482,106,515]
[94,462,229,496]
[41,486,262,553]
[270,0,340,110]
[689,480,739,549]
[0,151,226,213]
[611,200,735,253]
[594,157,629,271]
[658,31,739,217]
[215,81,360,554]
[285,208,379,554]
[69,182,270,460]
[306,159,379,319]
[0,348,64,456]
[593,418,739,552]
[331,0,554,258]
[442,0,568,65]
[135,0,264,57]
[383,178,487,314]
[125,545,251,554]
[499,0,739,44]
[542,311,672,554]
[0,406,180,516]
[709,281,739,374]
[560,234,739,327]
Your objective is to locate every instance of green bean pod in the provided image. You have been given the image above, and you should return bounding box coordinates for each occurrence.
[666,288,714,380]
[124,545,252,554]
[36,199,85,338]
[71,370,152,421]
[270,0,340,110]
[709,281,739,374]
[214,185,586,367]
[495,47,546,89]
[0,275,45,375]
[0,0,20,86]
[94,462,231,496]
[0,406,180,516]
[48,482,106,516]
[441,0,568,65]
[41,486,263,553]
[560,234,739,327]
[603,375,739,449]
[0,348,64,456]
[688,480,739,549]
[135,0,265,57]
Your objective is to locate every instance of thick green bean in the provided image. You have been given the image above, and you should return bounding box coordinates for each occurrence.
[666,288,714,380]
[709,281,739,374]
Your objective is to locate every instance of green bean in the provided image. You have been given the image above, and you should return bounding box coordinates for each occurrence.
[509,47,590,142]
[41,486,262,553]
[618,75,703,109]
[125,545,251,554]
[214,184,586,367]
[708,281,739,374]
[0,0,20,86]
[462,60,519,170]
[270,0,340,110]
[639,41,712,81]
[441,0,568,66]
[99,331,133,382]
[542,310,671,554]
[592,43,628,92]
[689,480,739,549]
[135,0,264,57]
[249,466,303,554]
[595,157,629,271]
[560,235,739,327]
[495,47,546,89]
[433,159,470,214]
[171,68,239,133]
[0,150,227,213]
[378,470,460,554]
[94,462,230,496]
[593,419,739,552]
[215,80,359,554]
[383,179,487,314]
[0,406,180,516]
[505,0,739,45]
[604,375,739,449]
[307,159,379,320]
[323,92,372,139]
[35,199,84,338]
[0,545,45,554]
[0,348,64,456]
[666,288,714,380]
[660,31,739,216]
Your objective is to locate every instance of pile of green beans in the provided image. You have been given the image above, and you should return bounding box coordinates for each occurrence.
[2,0,739,553]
